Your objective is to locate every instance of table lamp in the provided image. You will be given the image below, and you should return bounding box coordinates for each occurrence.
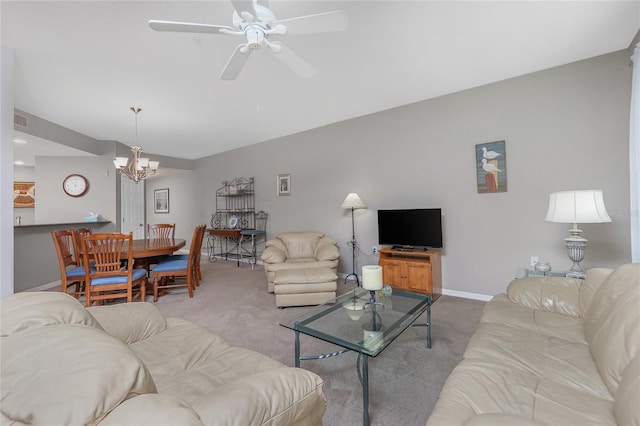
[545,190,611,279]
[341,193,367,286]
[362,265,384,307]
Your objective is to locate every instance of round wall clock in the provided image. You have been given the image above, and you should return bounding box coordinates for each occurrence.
[62,174,89,197]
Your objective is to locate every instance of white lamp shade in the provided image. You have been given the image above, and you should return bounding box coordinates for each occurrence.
[545,190,612,224]
[137,157,150,170]
[148,160,160,171]
[362,265,383,290]
[113,157,128,168]
[341,193,367,209]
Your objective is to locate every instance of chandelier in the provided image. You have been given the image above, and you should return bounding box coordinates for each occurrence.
[113,107,159,182]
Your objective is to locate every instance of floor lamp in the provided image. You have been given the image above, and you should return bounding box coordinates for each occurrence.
[545,190,611,279]
[341,193,367,286]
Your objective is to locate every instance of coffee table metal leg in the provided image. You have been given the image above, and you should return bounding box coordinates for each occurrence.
[426,304,431,349]
[294,330,301,368]
[362,355,369,426]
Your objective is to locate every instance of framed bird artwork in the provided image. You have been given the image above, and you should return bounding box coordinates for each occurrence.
[476,140,507,193]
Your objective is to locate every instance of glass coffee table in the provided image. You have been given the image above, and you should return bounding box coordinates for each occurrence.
[280,287,433,426]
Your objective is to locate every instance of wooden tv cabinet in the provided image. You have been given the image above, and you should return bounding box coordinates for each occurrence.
[378,247,441,301]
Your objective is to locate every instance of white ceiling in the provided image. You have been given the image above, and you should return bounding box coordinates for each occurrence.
[3,1,639,164]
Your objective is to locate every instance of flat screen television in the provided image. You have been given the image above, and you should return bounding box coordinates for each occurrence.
[377,208,443,250]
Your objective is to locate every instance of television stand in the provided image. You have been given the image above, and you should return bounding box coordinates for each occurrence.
[378,247,441,301]
[391,245,429,252]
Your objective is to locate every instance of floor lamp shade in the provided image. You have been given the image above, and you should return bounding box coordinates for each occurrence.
[545,190,611,278]
[341,193,367,210]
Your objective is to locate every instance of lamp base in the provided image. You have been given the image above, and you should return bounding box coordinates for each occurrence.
[564,229,587,279]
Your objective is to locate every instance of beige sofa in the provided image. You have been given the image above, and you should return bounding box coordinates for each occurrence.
[1,292,326,425]
[261,232,340,307]
[427,263,639,426]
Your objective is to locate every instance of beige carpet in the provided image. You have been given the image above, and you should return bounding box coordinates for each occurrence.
[152,257,486,426]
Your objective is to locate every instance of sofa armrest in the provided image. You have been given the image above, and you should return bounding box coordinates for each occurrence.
[462,414,546,426]
[315,242,340,261]
[99,394,204,426]
[262,246,288,264]
[507,276,583,318]
[88,302,167,344]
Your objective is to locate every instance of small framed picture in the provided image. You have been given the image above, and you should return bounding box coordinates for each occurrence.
[475,140,507,193]
[154,188,169,213]
[277,174,291,196]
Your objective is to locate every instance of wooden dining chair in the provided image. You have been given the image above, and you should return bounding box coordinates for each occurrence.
[71,227,93,267]
[145,223,176,270]
[81,232,146,307]
[150,224,206,302]
[147,223,175,239]
[171,224,206,286]
[51,230,90,298]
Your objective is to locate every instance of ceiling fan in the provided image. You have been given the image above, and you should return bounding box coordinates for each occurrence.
[149,0,348,80]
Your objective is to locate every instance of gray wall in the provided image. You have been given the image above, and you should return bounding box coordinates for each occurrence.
[194,50,632,297]
[145,171,203,247]
[35,155,117,224]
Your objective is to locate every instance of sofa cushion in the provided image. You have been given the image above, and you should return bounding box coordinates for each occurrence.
[426,357,616,426]
[129,317,325,425]
[584,263,640,395]
[0,291,102,337]
[273,267,338,285]
[464,321,610,399]
[1,324,157,425]
[479,294,586,343]
[277,232,324,259]
[190,368,326,426]
[99,394,204,426]
[507,276,582,318]
[88,302,168,345]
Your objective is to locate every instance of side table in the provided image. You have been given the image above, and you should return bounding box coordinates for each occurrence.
[515,267,570,279]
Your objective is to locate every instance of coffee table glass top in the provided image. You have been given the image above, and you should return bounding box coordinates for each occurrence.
[280,287,431,357]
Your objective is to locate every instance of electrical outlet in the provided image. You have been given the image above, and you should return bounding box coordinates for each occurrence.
[530,256,539,267]
[373,246,378,255]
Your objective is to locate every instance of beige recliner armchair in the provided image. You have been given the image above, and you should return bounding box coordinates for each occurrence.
[261,231,340,307]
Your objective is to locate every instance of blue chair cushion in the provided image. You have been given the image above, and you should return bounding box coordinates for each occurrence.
[67,266,95,277]
[91,268,147,286]
[241,230,265,236]
[152,258,188,273]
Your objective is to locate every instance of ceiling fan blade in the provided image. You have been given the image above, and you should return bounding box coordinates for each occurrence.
[220,44,253,80]
[275,10,348,35]
[270,42,316,79]
[231,0,258,22]
[149,20,234,35]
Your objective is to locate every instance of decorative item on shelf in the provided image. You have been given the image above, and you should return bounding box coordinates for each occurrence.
[113,107,159,183]
[84,212,101,222]
[534,261,551,272]
[342,192,367,286]
[545,190,612,279]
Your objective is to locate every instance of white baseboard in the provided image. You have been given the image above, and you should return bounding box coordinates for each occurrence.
[337,273,492,301]
[441,289,492,301]
[26,280,61,292]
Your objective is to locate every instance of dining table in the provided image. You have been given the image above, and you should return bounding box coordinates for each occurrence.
[128,238,186,262]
